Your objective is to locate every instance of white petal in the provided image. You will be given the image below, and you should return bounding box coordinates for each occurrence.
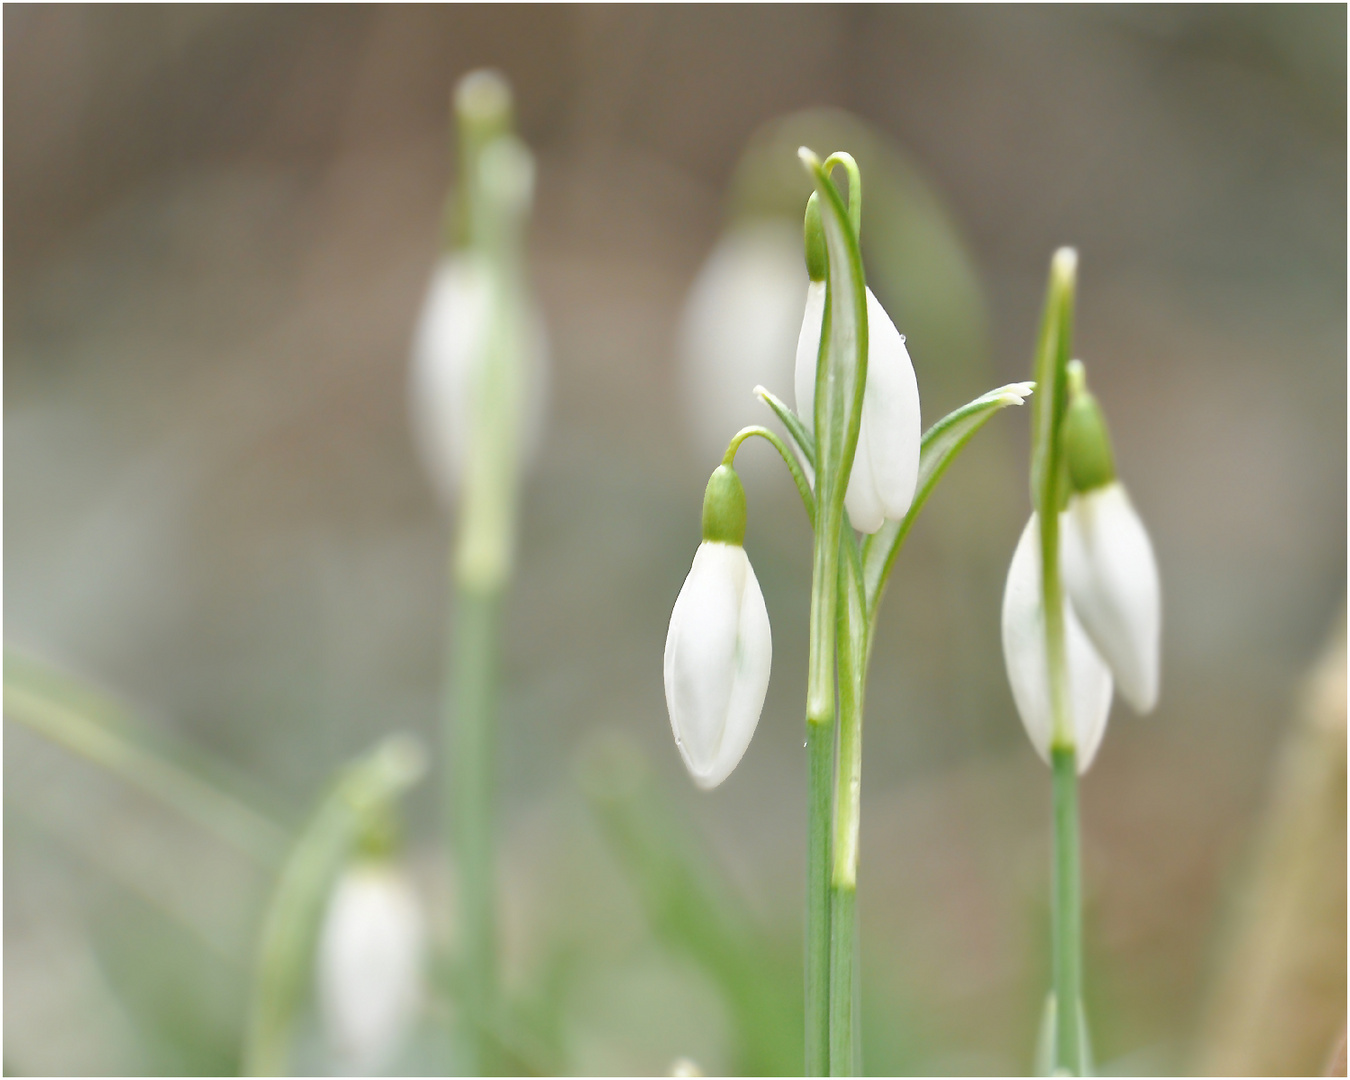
[794,284,921,534]
[319,863,425,1073]
[794,279,827,424]
[678,222,808,476]
[843,422,886,534]
[409,254,549,507]
[664,542,771,789]
[856,289,921,523]
[1002,514,1115,773]
[1060,483,1161,713]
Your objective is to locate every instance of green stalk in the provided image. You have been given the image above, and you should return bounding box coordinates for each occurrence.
[806,718,835,1077]
[829,532,867,1076]
[1051,746,1085,1075]
[799,149,869,1077]
[442,75,535,1073]
[448,585,502,1072]
[1030,248,1087,1075]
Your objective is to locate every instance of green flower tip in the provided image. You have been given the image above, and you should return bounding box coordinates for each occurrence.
[1062,360,1116,492]
[355,806,401,859]
[455,68,513,140]
[702,464,747,546]
[804,193,827,281]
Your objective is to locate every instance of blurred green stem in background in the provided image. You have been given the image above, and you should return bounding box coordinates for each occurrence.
[1029,249,1091,1076]
[444,70,537,1074]
[4,649,289,866]
[243,736,426,1076]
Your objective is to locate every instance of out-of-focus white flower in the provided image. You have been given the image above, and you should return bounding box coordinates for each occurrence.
[318,861,426,1074]
[677,220,807,476]
[794,281,921,534]
[409,253,549,507]
[1060,481,1160,714]
[664,466,772,789]
[1002,514,1114,773]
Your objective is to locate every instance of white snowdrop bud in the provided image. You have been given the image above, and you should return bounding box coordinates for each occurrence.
[318,861,426,1074]
[794,282,921,535]
[1060,481,1161,714]
[408,253,549,507]
[665,466,772,789]
[1002,514,1114,773]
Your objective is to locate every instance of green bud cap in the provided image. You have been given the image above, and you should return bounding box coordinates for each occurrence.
[701,465,747,545]
[1062,360,1116,493]
[804,193,827,282]
[355,804,401,859]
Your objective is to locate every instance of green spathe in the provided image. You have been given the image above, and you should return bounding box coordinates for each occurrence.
[1062,360,1116,494]
[702,465,748,545]
[804,193,827,282]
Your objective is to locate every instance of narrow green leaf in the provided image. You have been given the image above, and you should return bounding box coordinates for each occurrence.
[861,381,1035,624]
[755,384,816,469]
[5,649,289,865]
[581,735,801,1076]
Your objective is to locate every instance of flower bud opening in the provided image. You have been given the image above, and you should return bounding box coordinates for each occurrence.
[1062,360,1116,493]
[803,193,827,283]
[701,464,747,545]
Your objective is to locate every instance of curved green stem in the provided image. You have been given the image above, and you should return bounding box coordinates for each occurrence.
[822,152,862,240]
[723,425,815,521]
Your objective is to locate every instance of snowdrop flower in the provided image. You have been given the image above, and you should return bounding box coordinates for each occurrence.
[1059,362,1161,713]
[794,196,921,534]
[409,253,549,508]
[677,220,807,476]
[665,465,772,789]
[1002,514,1114,773]
[318,860,426,1074]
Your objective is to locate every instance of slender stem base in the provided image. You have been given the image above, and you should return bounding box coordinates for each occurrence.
[806,720,834,1077]
[828,883,859,1076]
[449,584,503,1074]
[1050,745,1086,1075]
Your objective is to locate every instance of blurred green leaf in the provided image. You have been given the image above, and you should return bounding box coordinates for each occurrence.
[580,734,802,1076]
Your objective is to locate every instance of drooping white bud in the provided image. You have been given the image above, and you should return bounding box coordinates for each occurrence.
[1060,481,1161,714]
[1002,514,1114,773]
[408,253,549,507]
[795,282,921,534]
[664,539,772,790]
[318,861,426,1074]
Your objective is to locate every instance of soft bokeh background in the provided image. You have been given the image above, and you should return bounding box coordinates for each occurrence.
[5,6,1345,1076]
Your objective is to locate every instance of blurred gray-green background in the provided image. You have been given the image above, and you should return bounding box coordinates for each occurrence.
[5,6,1345,1076]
